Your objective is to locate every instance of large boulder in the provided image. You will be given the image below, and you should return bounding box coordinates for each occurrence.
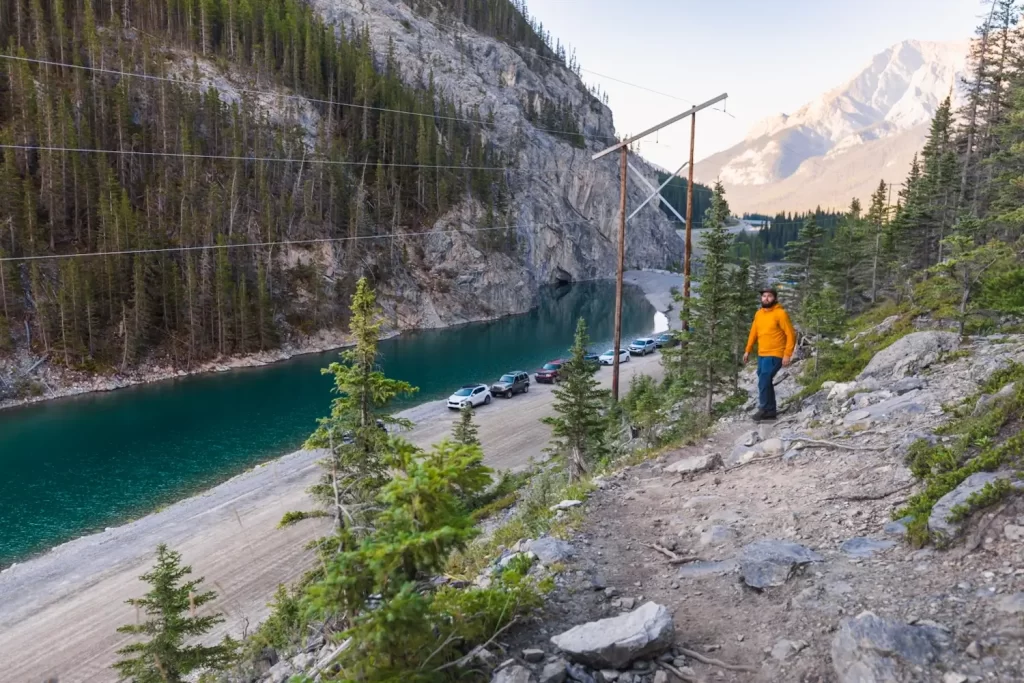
[928,472,1024,542]
[857,332,959,380]
[831,612,951,683]
[738,540,823,589]
[550,602,674,669]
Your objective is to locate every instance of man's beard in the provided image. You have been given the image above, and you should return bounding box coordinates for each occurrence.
[761,300,775,308]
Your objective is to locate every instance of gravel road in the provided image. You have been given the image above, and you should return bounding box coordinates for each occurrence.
[0,275,672,682]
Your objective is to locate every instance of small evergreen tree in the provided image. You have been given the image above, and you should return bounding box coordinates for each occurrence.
[452,403,480,447]
[621,374,663,449]
[688,182,736,415]
[113,544,237,683]
[299,277,417,534]
[542,317,608,481]
[828,198,869,311]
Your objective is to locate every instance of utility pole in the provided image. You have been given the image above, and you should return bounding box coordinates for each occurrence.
[592,93,728,401]
[612,145,628,401]
[683,113,697,332]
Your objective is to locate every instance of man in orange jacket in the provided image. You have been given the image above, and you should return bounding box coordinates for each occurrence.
[742,287,796,421]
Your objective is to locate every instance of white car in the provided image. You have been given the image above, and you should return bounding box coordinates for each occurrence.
[447,384,492,410]
[598,349,630,365]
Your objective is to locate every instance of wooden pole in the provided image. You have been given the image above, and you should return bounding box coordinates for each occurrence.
[683,113,696,331]
[612,145,628,401]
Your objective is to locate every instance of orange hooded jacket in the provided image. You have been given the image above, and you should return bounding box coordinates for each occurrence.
[745,303,796,359]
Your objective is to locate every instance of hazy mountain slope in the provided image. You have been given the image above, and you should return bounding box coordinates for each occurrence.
[694,39,967,212]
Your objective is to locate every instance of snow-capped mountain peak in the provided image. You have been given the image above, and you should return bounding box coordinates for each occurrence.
[695,39,969,212]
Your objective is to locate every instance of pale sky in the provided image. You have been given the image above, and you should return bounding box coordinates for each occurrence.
[528,0,984,168]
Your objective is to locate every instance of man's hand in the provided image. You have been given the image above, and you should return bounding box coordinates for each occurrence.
[782,356,792,367]
[742,352,749,364]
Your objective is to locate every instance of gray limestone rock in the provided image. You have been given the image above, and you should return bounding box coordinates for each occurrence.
[892,377,925,395]
[550,602,675,669]
[996,592,1024,614]
[858,331,959,380]
[831,612,951,683]
[528,537,576,565]
[738,540,823,589]
[664,453,722,475]
[539,660,568,683]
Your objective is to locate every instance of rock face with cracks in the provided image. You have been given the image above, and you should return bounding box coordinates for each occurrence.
[550,602,675,669]
[857,331,959,380]
[305,0,683,330]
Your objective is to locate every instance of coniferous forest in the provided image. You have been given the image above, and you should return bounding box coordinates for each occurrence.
[0,0,577,373]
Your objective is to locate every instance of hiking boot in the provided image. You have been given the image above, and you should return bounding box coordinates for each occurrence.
[752,409,766,422]
[761,411,778,421]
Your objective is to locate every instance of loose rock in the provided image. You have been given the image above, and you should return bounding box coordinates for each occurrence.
[529,537,576,565]
[840,537,896,558]
[550,602,675,669]
[928,472,1024,541]
[738,540,823,589]
[831,611,951,683]
[539,659,568,683]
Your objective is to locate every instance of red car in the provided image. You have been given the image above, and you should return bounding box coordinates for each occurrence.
[535,359,566,384]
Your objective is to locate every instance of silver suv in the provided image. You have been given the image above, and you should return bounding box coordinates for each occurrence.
[491,371,530,398]
[628,338,658,356]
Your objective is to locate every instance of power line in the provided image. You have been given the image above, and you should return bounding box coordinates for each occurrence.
[0,221,594,263]
[0,142,548,173]
[0,52,620,143]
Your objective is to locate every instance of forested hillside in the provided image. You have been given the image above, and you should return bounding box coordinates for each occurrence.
[0,0,680,389]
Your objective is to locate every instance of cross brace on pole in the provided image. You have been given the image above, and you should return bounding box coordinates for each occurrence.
[591,93,728,161]
[627,161,687,224]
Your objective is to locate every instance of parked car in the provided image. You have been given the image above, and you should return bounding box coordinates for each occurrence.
[535,360,566,383]
[628,338,658,356]
[491,371,530,398]
[598,349,630,365]
[654,332,678,348]
[447,384,492,410]
[583,352,601,370]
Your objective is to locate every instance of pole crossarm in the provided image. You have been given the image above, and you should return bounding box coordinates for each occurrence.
[627,161,688,223]
[591,93,728,161]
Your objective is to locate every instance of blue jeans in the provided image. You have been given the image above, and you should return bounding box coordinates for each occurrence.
[757,356,783,413]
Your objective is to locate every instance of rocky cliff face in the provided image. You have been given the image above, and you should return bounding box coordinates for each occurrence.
[309,0,683,328]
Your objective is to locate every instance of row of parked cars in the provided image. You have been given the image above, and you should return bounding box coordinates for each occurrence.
[446,331,678,410]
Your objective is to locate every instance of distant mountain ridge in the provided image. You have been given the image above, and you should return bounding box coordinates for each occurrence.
[694,39,969,212]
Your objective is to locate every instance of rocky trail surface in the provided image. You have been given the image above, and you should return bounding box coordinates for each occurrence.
[492,332,1024,683]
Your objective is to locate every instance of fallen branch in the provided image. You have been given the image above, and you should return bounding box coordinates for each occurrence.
[660,662,701,682]
[822,482,915,502]
[725,454,784,471]
[795,438,891,452]
[677,647,757,673]
[639,542,700,565]
[433,618,519,672]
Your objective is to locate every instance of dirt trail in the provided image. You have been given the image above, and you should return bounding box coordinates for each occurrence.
[0,354,664,683]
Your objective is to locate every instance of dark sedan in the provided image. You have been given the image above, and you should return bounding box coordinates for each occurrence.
[535,360,566,383]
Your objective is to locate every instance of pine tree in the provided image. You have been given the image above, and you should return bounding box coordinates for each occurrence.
[452,403,480,447]
[688,181,735,415]
[302,277,417,532]
[866,180,890,303]
[784,214,827,310]
[800,285,846,375]
[542,317,608,482]
[828,198,869,311]
[113,544,237,683]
